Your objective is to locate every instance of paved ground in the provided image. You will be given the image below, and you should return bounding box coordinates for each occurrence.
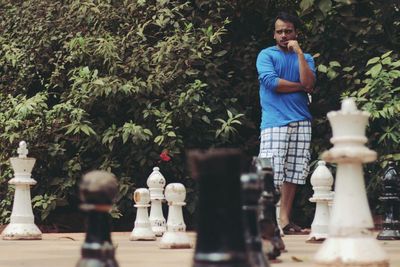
[0,232,399,267]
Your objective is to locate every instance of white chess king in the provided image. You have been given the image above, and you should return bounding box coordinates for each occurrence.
[313,98,388,266]
[1,141,42,240]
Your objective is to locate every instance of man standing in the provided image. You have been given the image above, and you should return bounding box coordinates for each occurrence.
[256,12,315,234]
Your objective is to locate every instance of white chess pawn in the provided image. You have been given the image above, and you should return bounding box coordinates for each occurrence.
[313,98,388,266]
[159,183,192,249]
[1,141,42,240]
[307,161,334,242]
[130,188,156,241]
[147,167,166,236]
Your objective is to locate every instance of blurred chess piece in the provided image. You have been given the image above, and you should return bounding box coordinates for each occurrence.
[130,188,156,241]
[1,141,42,240]
[241,173,270,267]
[328,191,335,215]
[159,183,191,249]
[189,149,251,267]
[253,157,284,259]
[313,98,389,266]
[307,161,334,242]
[147,167,167,236]
[76,170,119,267]
[377,162,400,240]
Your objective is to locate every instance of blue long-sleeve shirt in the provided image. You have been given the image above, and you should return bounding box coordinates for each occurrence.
[256,46,315,129]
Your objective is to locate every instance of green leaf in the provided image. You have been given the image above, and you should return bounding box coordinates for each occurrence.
[143,129,153,136]
[389,70,400,78]
[154,135,164,145]
[381,57,391,65]
[318,0,332,16]
[368,64,382,78]
[327,69,338,80]
[201,115,210,124]
[92,79,105,86]
[300,0,315,11]
[343,66,354,72]
[366,57,380,66]
[317,64,327,73]
[167,131,176,137]
[381,50,393,59]
[357,86,370,97]
[329,61,341,68]
[391,60,400,68]
[215,50,227,57]
[80,125,95,136]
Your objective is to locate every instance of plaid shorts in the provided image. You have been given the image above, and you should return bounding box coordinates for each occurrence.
[259,120,311,187]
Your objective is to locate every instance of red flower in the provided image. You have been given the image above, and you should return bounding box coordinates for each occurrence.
[160,150,171,162]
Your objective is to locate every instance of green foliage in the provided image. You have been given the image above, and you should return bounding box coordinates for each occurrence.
[346,51,400,161]
[0,0,244,224]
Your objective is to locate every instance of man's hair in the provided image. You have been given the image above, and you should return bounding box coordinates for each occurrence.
[274,12,301,30]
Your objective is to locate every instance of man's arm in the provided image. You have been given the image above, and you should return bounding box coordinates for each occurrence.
[288,41,316,93]
[275,79,305,93]
[257,49,306,94]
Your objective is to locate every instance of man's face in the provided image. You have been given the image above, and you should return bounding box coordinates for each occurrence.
[274,19,297,50]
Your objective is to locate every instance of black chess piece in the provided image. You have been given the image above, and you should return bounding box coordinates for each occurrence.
[76,170,119,267]
[253,157,284,259]
[377,162,400,240]
[241,173,270,267]
[188,149,251,267]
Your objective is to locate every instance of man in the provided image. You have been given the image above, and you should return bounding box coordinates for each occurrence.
[256,12,315,234]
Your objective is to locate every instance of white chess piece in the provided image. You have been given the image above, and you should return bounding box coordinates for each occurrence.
[147,167,166,236]
[307,161,333,242]
[1,141,42,240]
[159,183,192,248]
[328,191,335,214]
[130,188,156,241]
[313,98,389,266]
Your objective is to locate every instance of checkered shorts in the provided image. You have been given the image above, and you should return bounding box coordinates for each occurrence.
[259,120,311,187]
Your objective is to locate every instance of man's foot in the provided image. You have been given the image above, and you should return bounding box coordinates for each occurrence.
[282,222,310,235]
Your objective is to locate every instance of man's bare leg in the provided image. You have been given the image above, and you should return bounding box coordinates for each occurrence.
[279,181,297,228]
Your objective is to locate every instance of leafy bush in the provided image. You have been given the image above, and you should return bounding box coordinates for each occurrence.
[0,0,244,225]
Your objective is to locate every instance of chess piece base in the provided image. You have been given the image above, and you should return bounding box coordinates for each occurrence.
[306,236,326,243]
[151,225,166,237]
[377,229,400,240]
[1,223,42,240]
[159,231,192,249]
[193,253,250,267]
[314,236,389,267]
[129,228,156,241]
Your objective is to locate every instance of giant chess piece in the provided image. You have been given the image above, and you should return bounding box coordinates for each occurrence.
[1,141,42,240]
[313,98,389,266]
[147,167,167,236]
[253,157,284,259]
[307,161,334,242]
[241,173,270,267]
[77,170,119,267]
[159,183,192,248]
[189,149,251,267]
[377,162,400,240]
[130,188,156,241]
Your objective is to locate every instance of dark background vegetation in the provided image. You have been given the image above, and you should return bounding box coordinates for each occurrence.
[0,0,399,231]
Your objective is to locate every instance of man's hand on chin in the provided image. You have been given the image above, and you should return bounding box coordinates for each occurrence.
[287,40,303,55]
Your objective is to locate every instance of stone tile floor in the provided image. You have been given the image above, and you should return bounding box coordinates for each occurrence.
[0,232,399,267]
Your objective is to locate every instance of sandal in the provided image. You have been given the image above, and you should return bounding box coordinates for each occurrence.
[282,222,310,235]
